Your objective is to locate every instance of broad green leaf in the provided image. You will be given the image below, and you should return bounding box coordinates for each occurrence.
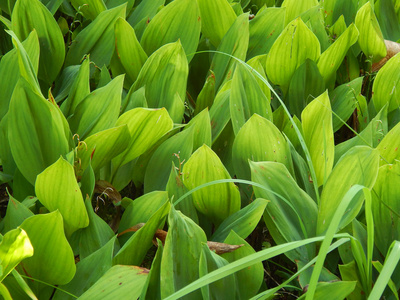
[287,59,325,117]
[221,231,264,300]
[19,211,76,285]
[230,64,272,135]
[281,0,318,25]
[35,157,89,237]
[299,281,356,300]
[330,77,363,132]
[0,228,33,282]
[183,145,240,224]
[65,4,126,67]
[301,91,334,186]
[0,30,39,121]
[3,195,34,233]
[71,198,115,259]
[377,121,400,166]
[186,108,212,150]
[53,65,80,103]
[251,161,318,262]
[372,52,400,113]
[144,126,194,193]
[372,164,400,256]
[335,106,387,163]
[69,75,124,140]
[209,80,232,142]
[8,78,69,185]
[70,0,106,20]
[266,17,321,91]
[210,13,249,91]
[317,146,380,235]
[140,240,163,300]
[247,7,285,59]
[76,125,130,175]
[197,0,236,47]
[112,108,174,169]
[141,0,201,59]
[167,163,199,224]
[121,86,148,113]
[195,73,216,115]
[317,24,359,84]
[339,261,364,300]
[375,0,400,41]
[53,237,116,299]
[111,18,147,88]
[60,57,90,118]
[131,41,188,123]
[12,0,65,84]
[160,206,207,299]
[79,265,148,299]
[6,31,41,95]
[118,191,169,244]
[199,244,235,300]
[114,201,170,266]
[246,55,271,102]
[232,114,293,180]
[355,2,387,63]
[212,121,236,176]
[211,198,268,242]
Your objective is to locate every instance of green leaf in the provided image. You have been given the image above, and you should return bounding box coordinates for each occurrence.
[197,0,236,47]
[371,164,400,256]
[0,30,39,121]
[209,80,232,142]
[19,211,76,285]
[210,13,249,91]
[79,265,148,299]
[317,23,359,84]
[160,206,207,299]
[211,198,268,242]
[12,0,65,84]
[266,17,320,91]
[281,0,318,25]
[355,2,387,63]
[131,41,188,123]
[112,108,174,169]
[118,191,169,245]
[199,244,235,300]
[141,0,201,59]
[65,4,126,67]
[247,7,285,59]
[195,73,216,115]
[221,231,264,300]
[232,114,293,180]
[330,77,363,132]
[35,157,89,237]
[60,57,90,118]
[230,64,272,135]
[71,198,115,259]
[76,125,130,176]
[111,18,147,88]
[70,0,106,20]
[69,75,124,140]
[251,161,318,262]
[53,237,116,299]
[8,78,69,185]
[140,239,163,300]
[300,281,356,300]
[301,91,334,186]
[3,195,34,233]
[317,146,380,235]
[287,59,325,117]
[375,0,400,41]
[113,201,170,266]
[183,145,240,224]
[377,121,400,166]
[0,228,33,282]
[372,52,400,113]
[144,126,194,192]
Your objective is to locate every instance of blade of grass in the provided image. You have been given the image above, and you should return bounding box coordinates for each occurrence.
[305,185,367,299]
[19,275,78,299]
[164,233,351,300]
[368,241,400,300]
[11,270,38,300]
